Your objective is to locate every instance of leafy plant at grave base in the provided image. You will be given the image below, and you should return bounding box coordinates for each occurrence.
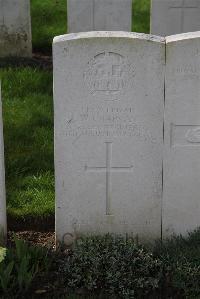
[0,237,50,296]
[59,235,163,299]
[0,247,6,263]
[155,228,200,298]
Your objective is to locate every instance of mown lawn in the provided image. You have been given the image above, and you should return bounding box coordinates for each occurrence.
[132,0,150,33]
[1,0,151,221]
[0,68,54,220]
[31,0,67,54]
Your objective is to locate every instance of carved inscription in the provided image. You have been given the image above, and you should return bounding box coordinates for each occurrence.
[171,64,200,77]
[84,52,134,98]
[66,106,156,143]
[85,142,133,216]
[186,127,200,143]
[171,124,200,146]
[169,0,198,11]
[72,220,152,228]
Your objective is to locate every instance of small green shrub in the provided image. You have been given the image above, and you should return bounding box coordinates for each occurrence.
[155,228,200,298]
[0,237,50,297]
[59,235,163,299]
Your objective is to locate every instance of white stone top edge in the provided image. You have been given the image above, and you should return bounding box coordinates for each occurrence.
[53,31,165,44]
[166,31,200,43]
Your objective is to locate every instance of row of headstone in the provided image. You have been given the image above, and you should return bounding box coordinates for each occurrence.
[68,0,200,36]
[1,0,200,57]
[53,31,200,245]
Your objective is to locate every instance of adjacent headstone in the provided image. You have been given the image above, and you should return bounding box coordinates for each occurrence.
[151,0,200,36]
[0,0,32,57]
[67,0,132,33]
[53,32,165,245]
[0,83,6,243]
[164,32,200,237]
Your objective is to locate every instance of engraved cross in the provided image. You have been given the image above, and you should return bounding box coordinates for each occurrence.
[85,142,133,216]
[169,0,198,31]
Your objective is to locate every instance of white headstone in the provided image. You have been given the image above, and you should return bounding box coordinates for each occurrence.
[0,83,6,243]
[67,0,132,33]
[53,32,165,245]
[151,0,200,36]
[164,32,200,237]
[0,0,32,57]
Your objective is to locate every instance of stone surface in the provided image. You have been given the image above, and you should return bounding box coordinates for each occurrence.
[53,32,165,244]
[151,0,200,36]
[0,0,32,57]
[0,83,6,241]
[67,0,132,33]
[164,32,200,237]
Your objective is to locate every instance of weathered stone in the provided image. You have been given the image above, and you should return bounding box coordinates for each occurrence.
[0,0,32,57]
[151,0,200,36]
[53,32,164,245]
[67,0,132,32]
[164,32,200,237]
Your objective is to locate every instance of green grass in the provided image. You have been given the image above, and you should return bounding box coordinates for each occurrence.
[0,0,151,221]
[0,68,54,219]
[31,0,67,54]
[132,0,150,33]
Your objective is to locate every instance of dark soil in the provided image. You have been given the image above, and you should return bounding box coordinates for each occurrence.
[0,53,52,70]
[8,230,55,250]
[8,215,55,233]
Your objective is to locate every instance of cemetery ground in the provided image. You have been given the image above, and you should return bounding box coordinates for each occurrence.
[0,0,199,298]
